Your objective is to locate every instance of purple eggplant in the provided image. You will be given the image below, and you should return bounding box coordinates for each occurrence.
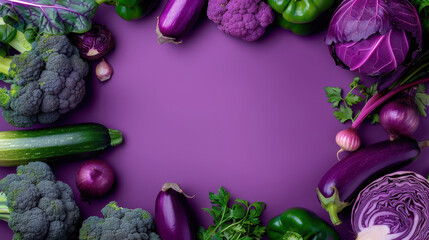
[156,0,206,44]
[155,183,197,240]
[316,138,428,226]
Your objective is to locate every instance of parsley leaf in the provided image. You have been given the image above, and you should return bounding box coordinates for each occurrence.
[415,84,429,117]
[325,77,379,124]
[334,106,353,123]
[198,187,266,240]
[324,87,342,108]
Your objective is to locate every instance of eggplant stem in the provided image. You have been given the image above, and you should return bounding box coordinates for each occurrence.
[156,18,183,45]
[161,183,195,198]
[419,140,429,149]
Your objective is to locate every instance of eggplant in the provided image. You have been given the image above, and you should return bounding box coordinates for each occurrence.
[316,137,427,226]
[156,0,206,44]
[155,183,197,240]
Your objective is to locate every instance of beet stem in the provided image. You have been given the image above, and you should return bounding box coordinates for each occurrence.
[352,78,429,129]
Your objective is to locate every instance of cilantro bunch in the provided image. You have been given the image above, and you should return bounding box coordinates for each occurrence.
[198,187,266,240]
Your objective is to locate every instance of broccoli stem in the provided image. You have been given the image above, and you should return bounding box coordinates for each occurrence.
[0,55,12,77]
[0,192,10,222]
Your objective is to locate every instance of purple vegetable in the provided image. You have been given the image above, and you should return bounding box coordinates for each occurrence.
[317,137,428,226]
[352,171,429,240]
[326,0,422,76]
[380,99,420,140]
[156,0,206,44]
[207,0,274,42]
[76,159,115,198]
[70,24,114,60]
[155,183,197,240]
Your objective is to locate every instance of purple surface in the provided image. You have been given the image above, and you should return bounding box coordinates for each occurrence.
[0,3,429,240]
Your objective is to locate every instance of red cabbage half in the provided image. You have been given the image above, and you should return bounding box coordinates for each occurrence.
[352,171,429,240]
[326,0,422,76]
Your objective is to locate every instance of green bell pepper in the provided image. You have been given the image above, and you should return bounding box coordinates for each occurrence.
[268,0,335,23]
[269,0,335,35]
[96,0,159,20]
[276,14,315,35]
[267,208,340,240]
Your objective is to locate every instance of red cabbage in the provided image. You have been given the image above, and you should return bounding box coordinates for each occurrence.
[352,171,429,240]
[70,24,114,60]
[326,0,422,76]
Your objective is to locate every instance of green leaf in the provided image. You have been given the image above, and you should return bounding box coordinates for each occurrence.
[334,106,353,123]
[0,87,10,107]
[324,87,342,108]
[415,84,429,117]
[370,113,380,125]
[345,93,363,105]
[0,0,98,35]
[349,77,360,89]
[231,204,245,219]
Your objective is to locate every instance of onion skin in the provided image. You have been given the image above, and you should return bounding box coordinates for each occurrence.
[155,183,197,240]
[335,128,360,151]
[76,159,115,198]
[352,171,429,240]
[317,138,421,225]
[156,0,206,44]
[96,58,113,82]
[380,100,420,140]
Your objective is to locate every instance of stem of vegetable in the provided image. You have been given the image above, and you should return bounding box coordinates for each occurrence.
[0,192,10,222]
[108,129,123,146]
[419,140,429,149]
[0,56,12,77]
[351,78,429,129]
[204,204,228,240]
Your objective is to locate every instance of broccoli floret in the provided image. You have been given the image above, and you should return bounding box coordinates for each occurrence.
[0,19,88,128]
[79,201,161,240]
[0,162,80,240]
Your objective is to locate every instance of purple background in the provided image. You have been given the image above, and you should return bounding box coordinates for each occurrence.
[1,3,429,239]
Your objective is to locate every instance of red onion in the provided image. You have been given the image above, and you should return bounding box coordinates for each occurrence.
[380,99,420,140]
[96,58,113,82]
[76,159,115,198]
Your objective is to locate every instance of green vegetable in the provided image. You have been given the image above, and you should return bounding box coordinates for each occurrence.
[408,0,429,36]
[0,161,80,240]
[268,0,335,35]
[325,77,380,124]
[267,208,340,240]
[198,186,266,240]
[96,0,159,21]
[0,0,98,35]
[79,201,161,240]
[0,22,89,128]
[0,123,123,166]
[276,14,315,35]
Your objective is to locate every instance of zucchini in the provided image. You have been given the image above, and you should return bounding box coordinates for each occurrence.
[0,123,123,166]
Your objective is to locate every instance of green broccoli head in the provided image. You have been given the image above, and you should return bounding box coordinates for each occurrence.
[0,162,80,240]
[79,201,161,240]
[0,32,88,128]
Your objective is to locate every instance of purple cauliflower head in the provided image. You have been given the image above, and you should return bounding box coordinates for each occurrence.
[207,0,274,41]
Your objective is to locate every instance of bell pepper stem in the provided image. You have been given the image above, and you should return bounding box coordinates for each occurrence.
[282,231,304,240]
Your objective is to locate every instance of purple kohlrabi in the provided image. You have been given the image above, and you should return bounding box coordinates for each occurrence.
[326,0,422,76]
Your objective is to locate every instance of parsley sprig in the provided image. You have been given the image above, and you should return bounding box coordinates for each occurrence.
[325,77,379,124]
[198,187,266,240]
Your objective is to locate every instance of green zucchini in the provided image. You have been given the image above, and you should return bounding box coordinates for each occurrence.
[0,123,123,166]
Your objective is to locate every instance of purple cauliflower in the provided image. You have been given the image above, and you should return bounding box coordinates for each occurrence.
[207,0,274,41]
